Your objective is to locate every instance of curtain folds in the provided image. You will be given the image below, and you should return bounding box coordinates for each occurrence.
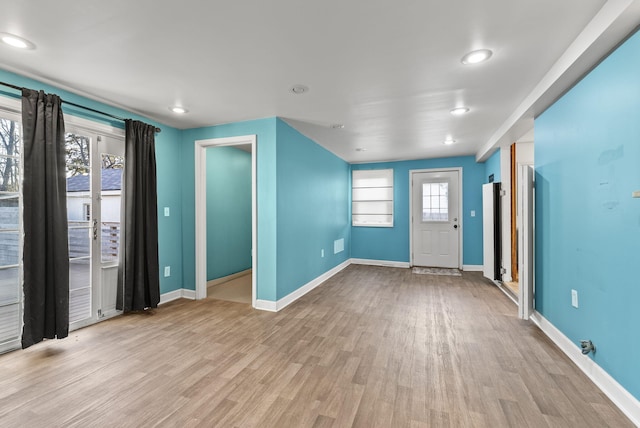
[21,89,70,349]
[117,120,160,312]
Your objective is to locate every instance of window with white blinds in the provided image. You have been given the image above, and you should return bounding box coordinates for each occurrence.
[0,99,23,354]
[352,169,394,227]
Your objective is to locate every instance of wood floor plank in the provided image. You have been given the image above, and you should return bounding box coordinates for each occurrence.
[0,266,634,427]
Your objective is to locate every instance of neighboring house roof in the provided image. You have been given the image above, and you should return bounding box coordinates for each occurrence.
[67,169,122,192]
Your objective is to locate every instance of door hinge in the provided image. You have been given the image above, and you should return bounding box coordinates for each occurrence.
[97,309,103,318]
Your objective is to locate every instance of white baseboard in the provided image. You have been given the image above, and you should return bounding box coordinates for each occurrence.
[254,259,352,312]
[351,258,410,268]
[159,288,196,305]
[254,299,277,312]
[207,268,251,288]
[462,264,483,271]
[530,311,640,426]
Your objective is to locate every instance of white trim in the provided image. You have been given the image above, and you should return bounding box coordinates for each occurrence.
[462,264,483,271]
[351,258,410,268]
[194,135,257,308]
[255,259,352,312]
[254,300,277,312]
[159,288,196,305]
[409,167,463,269]
[276,259,351,310]
[207,269,252,288]
[530,311,640,426]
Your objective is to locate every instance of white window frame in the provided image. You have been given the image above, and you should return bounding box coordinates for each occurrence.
[352,168,394,227]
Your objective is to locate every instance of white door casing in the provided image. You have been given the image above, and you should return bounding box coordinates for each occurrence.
[194,135,257,307]
[411,169,461,268]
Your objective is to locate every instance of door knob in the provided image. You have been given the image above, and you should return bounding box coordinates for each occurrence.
[453,224,458,229]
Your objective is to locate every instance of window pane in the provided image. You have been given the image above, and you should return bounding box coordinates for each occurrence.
[65,133,90,176]
[352,214,393,226]
[0,303,20,344]
[69,258,91,323]
[422,182,449,221]
[0,196,19,230]
[0,267,19,305]
[352,187,393,201]
[101,154,123,262]
[0,231,19,266]
[68,226,91,259]
[0,118,21,157]
[352,201,393,215]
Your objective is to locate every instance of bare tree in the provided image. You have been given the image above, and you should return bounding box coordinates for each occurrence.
[0,118,20,192]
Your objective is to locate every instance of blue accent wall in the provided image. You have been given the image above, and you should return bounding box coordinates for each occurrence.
[0,68,184,295]
[535,30,640,399]
[485,148,501,183]
[351,156,484,266]
[206,146,252,280]
[180,118,350,302]
[275,119,350,299]
[180,118,278,300]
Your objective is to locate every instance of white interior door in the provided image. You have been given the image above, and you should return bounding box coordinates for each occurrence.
[518,164,534,319]
[65,129,124,328]
[411,170,460,268]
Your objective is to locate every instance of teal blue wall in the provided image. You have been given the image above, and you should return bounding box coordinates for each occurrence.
[180,118,278,301]
[206,146,252,281]
[0,68,184,295]
[351,156,484,265]
[275,119,350,299]
[485,148,501,183]
[535,30,640,399]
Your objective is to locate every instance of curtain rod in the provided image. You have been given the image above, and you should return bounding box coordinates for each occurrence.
[0,81,161,133]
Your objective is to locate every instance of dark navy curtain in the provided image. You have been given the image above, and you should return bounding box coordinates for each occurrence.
[117,119,160,311]
[21,89,69,348]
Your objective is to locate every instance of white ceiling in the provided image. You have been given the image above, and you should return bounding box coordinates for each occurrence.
[2,0,640,163]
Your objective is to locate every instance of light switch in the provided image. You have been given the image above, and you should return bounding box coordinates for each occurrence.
[470,210,476,217]
[633,191,640,198]
[164,207,170,216]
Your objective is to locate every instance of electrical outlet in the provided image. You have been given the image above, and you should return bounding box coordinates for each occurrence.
[471,210,476,217]
[164,207,170,216]
[571,289,578,308]
[321,249,325,258]
[164,266,171,277]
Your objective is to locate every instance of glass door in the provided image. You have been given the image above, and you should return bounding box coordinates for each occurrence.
[65,129,124,329]
[0,114,22,353]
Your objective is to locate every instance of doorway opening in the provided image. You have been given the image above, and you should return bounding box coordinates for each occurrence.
[194,135,257,307]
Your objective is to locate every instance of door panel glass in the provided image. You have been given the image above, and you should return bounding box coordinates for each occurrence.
[422,182,449,221]
[66,133,92,325]
[101,154,123,263]
[0,116,21,351]
[69,259,91,324]
[0,267,19,306]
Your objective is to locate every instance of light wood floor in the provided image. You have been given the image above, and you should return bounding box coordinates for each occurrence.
[208,272,252,304]
[0,265,632,427]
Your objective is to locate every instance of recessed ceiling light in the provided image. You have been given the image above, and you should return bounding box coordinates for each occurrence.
[461,49,492,65]
[330,124,344,129]
[0,33,36,50]
[355,147,366,152]
[443,138,456,145]
[169,106,188,114]
[450,107,470,115]
[290,85,309,95]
